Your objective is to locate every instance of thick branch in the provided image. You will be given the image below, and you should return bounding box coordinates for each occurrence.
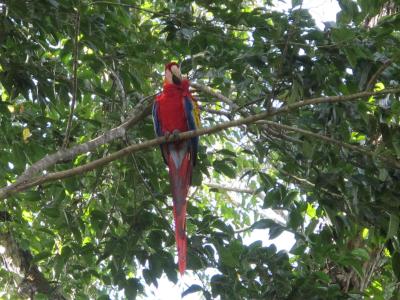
[0,228,65,299]
[12,94,154,187]
[2,88,400,199]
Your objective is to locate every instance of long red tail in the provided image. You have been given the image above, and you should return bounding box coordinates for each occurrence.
[166,142,192,274]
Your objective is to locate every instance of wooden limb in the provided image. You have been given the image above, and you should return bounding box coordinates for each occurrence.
[0,213,65,299]
[12,94,154,188]
[2,88,400,199]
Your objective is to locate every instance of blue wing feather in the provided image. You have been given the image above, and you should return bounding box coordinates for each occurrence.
[152,100,168,165]
[184,96,199,166]
[152,101,163,137]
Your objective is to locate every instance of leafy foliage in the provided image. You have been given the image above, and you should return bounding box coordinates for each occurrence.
[1,0,400,299]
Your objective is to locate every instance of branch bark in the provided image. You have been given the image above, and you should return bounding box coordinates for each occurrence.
[11,94,154,188]
[1,88,400,199]
[0,213,65,299]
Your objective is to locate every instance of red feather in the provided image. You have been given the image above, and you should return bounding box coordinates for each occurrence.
[166,142,192,274]
[165,61,179,71]
[154,79,196,275]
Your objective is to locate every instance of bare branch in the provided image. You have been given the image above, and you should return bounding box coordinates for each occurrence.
[98,56,128,116]
[63,10,80,148]
[2,88,400,199]
[12,94,155,187]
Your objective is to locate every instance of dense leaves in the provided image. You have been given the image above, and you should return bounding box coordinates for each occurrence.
[1,0,400,299]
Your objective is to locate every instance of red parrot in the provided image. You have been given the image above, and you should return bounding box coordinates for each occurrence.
[152,62,200,274]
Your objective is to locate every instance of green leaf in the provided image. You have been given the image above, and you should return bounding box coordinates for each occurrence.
[41,207,60,218]
[33,251,53,263]
[216,149,237,157]
[392,252,400,281]
[125,278,140,300]
[182,284,203,297]
[351,248,370,261]
[213,160,236,179]
[306,203,317,219]
[292,0,303,8]
[387,214,399,240]
[219,240,243,268]
[251,218,276,229]
[283,190,298,205]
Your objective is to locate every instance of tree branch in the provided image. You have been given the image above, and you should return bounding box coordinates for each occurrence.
[0,215,65,299]
[199,105,231,117]
[257,120,400,168]
[90,0,167,16]
[205,183,254,194]
[366,59,392,91]
[12,94,155,188]
[2,88,400,199]
[191,82,238,109]
[278,169,342,199]
[63,9,80,148]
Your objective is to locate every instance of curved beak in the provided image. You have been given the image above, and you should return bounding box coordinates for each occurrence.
[170,65,182,85]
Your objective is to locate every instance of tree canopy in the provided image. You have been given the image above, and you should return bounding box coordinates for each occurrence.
[1,0,400,299]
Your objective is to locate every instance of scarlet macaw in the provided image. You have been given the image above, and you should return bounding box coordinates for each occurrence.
[152,62,200,274]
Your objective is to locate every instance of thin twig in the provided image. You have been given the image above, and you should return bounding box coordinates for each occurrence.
[63,9,80,148]
[199,106,231,117]
[366,60,392,91]
[257,120,400,168]
[278,168,342,199]
[205,183,254,194]
[192,82,238,109]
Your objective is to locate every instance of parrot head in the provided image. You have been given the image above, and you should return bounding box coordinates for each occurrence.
[165,62,182,85]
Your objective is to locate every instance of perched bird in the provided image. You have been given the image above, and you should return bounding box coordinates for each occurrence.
[152,62,200,274]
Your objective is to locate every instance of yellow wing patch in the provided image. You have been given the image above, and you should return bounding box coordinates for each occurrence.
[191,97,201,129]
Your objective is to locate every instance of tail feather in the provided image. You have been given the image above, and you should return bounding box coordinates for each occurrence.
[167,142,192,275]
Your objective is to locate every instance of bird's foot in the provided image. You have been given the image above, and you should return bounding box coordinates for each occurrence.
[172,129,181,140]
[164,130,181,142]
[163,131,171,141]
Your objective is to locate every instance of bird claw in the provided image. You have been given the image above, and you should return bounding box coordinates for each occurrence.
[164,130,181,142]
[172,129,181,140]
[164,131,171,140]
